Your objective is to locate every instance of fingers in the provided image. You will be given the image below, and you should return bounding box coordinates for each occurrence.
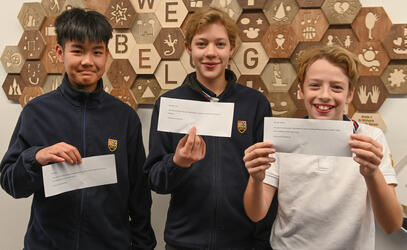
[349,134,383,165]
[173,127,206,168]
[36,142,82,165]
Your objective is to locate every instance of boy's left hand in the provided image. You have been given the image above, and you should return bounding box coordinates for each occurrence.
[349,134,383,177]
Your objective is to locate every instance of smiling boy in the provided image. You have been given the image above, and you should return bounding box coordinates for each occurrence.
[0,8,155,250]
[144,7,276,250]
[243,45,402,249]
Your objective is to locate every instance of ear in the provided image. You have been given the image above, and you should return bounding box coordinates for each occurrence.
[230,44,236,56]
[299,83,304,100]
[346,87,354,104]
[185,42,191,55]
[56,44,64,63]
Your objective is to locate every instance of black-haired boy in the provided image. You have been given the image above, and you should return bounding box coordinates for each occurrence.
[0,8,156,250]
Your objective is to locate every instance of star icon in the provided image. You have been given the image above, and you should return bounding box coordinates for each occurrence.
[111,3,128,24]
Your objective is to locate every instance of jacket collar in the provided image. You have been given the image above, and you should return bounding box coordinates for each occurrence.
[58,74,104,107]
[183,69,237,102]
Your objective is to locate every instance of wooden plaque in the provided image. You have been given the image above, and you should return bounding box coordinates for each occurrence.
[42,74,63,93]
[288,78,305,111]
[232,42,268,75]
[237,12,269,43]
[41,0,67,16]
[2,74,25,101]
[1,46,25,74]
[131,75,162,104]
[354,41,389,76]
[321,27,359,52]
[110,87,138,109]
[321,0,361,25]
[182,0,211,12]
[238,75,269,95]
[352,76,388,113]
[380,62,407,94]
[236,0,266,10]
[20,61,48,88]
[153,28,184,60]
[382,24,407,60]
[108,30,137,59]
[351,7,392,42]
[62,0,87,10]
[155,60,186,91]
[269,91,297,117]
[131,13,162,44]
[128,43,161,74]
[261,24,298,59]
[291,9,329,42]
[290,41,321,71]
[264,0,299,25]
[156,0,188,28]
[18,86,44,107]
[107,59,136,88]
[18,30,46,60]
[210,0,242,21]
[84,0,109,13]
[261,60,297,92]
[105,0,136,29]
[352,112,387,131]
[296,0,325,8]
[18,2,46,31]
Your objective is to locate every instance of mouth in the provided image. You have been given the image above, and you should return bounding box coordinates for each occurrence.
[203,62,218,68]
[314,104,334,113]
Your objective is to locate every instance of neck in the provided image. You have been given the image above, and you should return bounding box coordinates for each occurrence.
[197,76,227,96]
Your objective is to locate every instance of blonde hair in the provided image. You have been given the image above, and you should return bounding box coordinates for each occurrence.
[296,46,359,89]
[184,7,238,49]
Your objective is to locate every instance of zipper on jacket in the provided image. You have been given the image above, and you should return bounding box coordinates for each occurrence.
[76,99,87,250]
[210,136,220,249]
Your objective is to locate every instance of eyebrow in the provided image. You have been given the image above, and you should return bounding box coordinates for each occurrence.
[70,44,105,50]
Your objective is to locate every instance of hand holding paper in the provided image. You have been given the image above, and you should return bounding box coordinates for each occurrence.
[173,126,206,168]
[42,154,117,197]
[349,133,383,177]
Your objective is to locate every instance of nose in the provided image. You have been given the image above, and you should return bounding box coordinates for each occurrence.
[204,43,216,57]
[81,52,94,66]
[319,85,331,101]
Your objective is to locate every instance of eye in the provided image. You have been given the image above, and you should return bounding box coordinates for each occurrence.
[217,42,226,47]
[195,41,206,48]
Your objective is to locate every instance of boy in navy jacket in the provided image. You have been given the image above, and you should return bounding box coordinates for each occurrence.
[0,8,156,250]
[144,7,276,250]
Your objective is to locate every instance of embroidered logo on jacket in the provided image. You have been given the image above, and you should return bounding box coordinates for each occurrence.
[108,138,118,152]
[389,153,394,167]
[237,120,247,133]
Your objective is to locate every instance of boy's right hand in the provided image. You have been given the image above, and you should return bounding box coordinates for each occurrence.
[173,126,206,168]
[244,141,275,182]
[35,142,82,166]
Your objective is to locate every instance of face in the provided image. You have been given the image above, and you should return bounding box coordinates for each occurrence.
[56,39,108,92]
[186,21,235,90]
[300,59,354,120]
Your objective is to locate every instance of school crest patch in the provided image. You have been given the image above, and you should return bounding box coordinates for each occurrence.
[108,138,118,152]
[237,120,247,133]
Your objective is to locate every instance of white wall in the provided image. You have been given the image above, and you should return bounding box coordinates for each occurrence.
[0,0,406,249]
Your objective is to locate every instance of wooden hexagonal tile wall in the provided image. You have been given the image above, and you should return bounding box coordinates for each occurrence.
[2,0,407,130]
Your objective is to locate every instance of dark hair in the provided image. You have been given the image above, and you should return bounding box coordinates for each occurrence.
[55,8,112,48]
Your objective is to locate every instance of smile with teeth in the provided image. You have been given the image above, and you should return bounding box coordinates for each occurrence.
[315,104,334,111]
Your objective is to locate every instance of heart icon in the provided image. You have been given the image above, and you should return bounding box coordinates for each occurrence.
[334,2,350,14]
[393,37,403,46]
[124,76,130,82]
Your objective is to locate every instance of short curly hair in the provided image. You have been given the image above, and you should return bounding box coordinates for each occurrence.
[184,7,238,49]
[296,45,359,89]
